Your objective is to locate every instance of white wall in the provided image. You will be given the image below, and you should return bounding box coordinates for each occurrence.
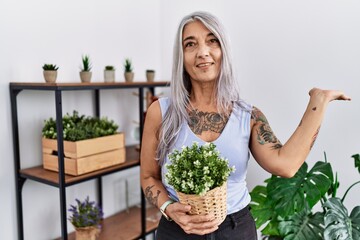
[1,0,359,239]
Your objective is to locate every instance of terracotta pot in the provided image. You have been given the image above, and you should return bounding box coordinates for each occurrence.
[43,70,57,83]
[75,226,100,240]
[124,72,134,82]
[80,71,92,83]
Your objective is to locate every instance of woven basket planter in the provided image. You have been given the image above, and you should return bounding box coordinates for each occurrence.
[176,182,227,224]
[75,226,100,240]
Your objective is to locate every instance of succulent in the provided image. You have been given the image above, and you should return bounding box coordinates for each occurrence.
[80,55,92,72]
[123,58,133,72]
[42,64,59,71]
[105,65,115,71]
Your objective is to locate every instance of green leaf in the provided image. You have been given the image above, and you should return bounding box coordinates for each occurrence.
[324,198,360,240]
[278,209,324,240]
[352,154,360,174]
[250,184,281,237]
[268,161,333,217]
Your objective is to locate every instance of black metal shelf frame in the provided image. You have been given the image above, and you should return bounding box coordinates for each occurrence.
[9,82,169,240]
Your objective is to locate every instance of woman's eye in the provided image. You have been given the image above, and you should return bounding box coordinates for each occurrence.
[209,38,219,44]
[185,42,195,48]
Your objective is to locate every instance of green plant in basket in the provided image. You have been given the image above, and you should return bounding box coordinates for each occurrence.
[42,110,118,141]
[166,142,235,196]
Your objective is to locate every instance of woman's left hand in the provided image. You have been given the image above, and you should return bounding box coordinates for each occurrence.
[308,88,351,103]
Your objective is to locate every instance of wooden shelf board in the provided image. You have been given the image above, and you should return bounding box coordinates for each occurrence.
[10,81,170,90]
[56,206,160,240]
[20,145,141,186]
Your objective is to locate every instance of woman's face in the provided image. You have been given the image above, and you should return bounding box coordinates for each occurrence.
[182,20,222,84]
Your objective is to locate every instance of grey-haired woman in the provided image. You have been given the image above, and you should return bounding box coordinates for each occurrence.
[140,11,350,239]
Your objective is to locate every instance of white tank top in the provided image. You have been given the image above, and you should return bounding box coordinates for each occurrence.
[159,97,252,214]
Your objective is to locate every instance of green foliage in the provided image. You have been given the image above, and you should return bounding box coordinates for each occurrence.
[165,142,235,195]
[324,198,360,240]
[250,153,360,240]
[105,65,115,71]
[123,58,133,72]
[352,154,360,174]
[42,111,118,141]
[42,64,59,71]
[68,196,103,228]
[80,55,92,72]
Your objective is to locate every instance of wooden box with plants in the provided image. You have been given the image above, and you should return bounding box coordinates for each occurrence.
[42,111,126,176]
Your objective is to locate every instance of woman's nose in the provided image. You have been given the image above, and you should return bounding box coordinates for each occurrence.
[196,43,210,58]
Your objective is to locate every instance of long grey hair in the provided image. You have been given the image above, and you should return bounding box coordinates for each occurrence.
[156,11,246,166]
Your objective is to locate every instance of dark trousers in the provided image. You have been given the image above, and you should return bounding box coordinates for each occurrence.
[156,206,257,240]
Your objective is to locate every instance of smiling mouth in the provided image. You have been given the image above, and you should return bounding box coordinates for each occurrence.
[196,62,214,68]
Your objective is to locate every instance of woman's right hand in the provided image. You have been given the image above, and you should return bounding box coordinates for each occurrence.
[166,202,219,235]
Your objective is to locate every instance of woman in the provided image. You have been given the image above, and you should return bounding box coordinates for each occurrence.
[140,11,350,239]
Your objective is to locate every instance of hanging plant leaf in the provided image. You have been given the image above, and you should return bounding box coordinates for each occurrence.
[324,198,360,240]
[267,161,333,217]
[352,154,360,174]
[278,209,324,240]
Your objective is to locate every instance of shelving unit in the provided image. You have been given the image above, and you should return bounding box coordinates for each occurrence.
[10,81,169,240]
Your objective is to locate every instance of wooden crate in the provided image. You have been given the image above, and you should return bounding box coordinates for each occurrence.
[42,133,126,176]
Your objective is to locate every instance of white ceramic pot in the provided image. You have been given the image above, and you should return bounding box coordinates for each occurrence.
[104,70,115,82]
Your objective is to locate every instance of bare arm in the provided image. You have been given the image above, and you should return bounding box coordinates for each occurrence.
[250,88,351,178]
[140,101,170,208]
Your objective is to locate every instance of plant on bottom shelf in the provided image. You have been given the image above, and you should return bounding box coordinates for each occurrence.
[42,110,118,141]
[250,153,360,240]
[68,196,103,239]
[69,196,104,228]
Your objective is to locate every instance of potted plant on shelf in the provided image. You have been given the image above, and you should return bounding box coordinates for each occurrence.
[80,55,92,83]
[42,64,59,83]
[250,153,360,239]
[146,69,155,82]
[166,142,235,224]
[41,111,126,176]
[123,58,134,82]
[104,65,115,83]
[68,196,103,240]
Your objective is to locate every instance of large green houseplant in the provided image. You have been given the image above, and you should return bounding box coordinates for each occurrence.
[250,153,360,240]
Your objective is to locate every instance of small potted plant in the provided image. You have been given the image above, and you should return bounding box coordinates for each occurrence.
[104,65,115,83]
[123,58,134,82]
[146,69,155,82]
[42,64,59,83]
[68,196,103,240]
[166,142,235,224]
[80,55,92,83]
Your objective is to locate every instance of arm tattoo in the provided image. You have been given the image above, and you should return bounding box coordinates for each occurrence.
[310,126,320,150]
[188,109,228,135]
[252,107,283,149]
[144,185,161,207]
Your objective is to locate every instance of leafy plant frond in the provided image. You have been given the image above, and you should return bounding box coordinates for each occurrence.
[352,154,360,174]
[267,161,333,217]
[278,209,324,240]
[324,197,360,240]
